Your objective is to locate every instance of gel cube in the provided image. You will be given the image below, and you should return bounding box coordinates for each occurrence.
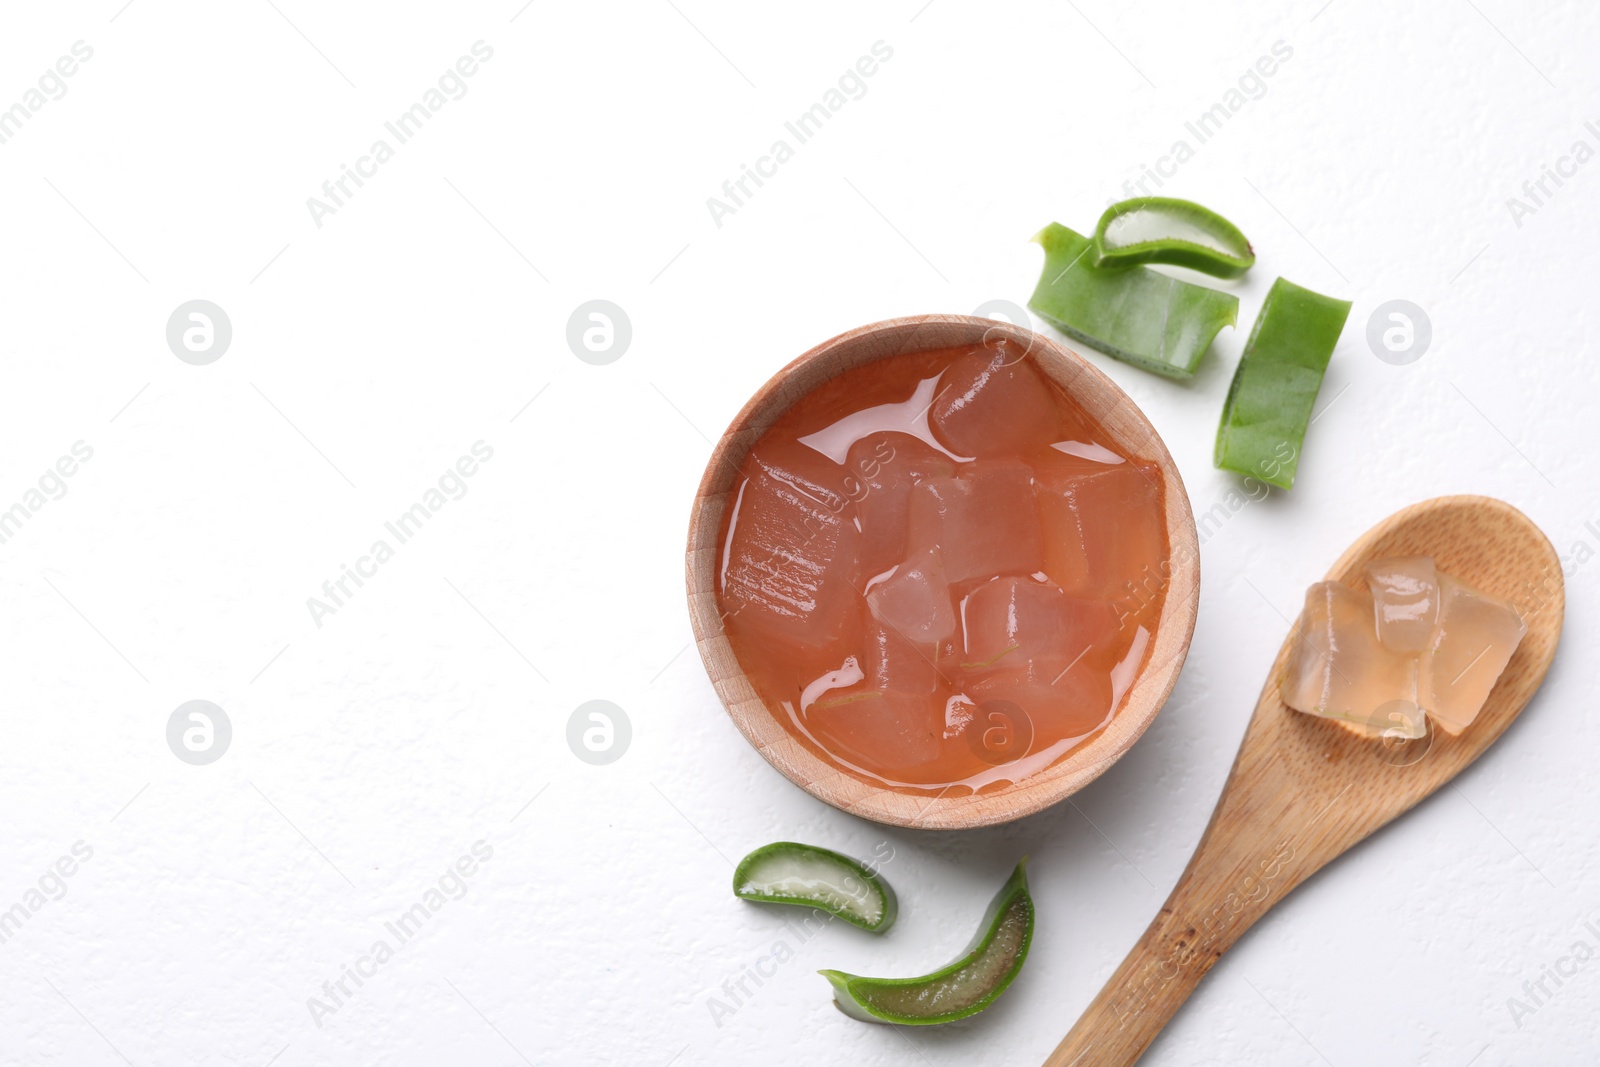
[907,460,1044,584]
[721,442,859,648]
[865,547,957,651]
[1036,462,1167,612]
[847,432,956,579]
[960,576,1121,678]
[1364,556,1439,654]
[1419,575,1527,735]
[1281,581,1424,738]
[929,340,1060,458]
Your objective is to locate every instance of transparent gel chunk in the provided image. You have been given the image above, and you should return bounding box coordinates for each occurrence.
[960,576,1121,678]
[1281,581,1423,738]
[929,342,1059,458]
[965,660,1113,742]
[847,432,956,579]
[721,442,859,648]
[862,618,939,697]
[865,548,957,650]
[1036,463,1166,615]
[1364,556,1439,654]
[806,691,942,774]
[908,460,1044,584]
[1420,574,1527,735]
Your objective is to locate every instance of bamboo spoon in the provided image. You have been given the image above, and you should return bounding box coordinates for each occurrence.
[1044,494,1565,1066]
[686,315,1200,830]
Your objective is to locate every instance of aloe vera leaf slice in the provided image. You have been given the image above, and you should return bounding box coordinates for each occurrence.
[1028,223,1238,379]
[732,842,897,933]
[819,860,1033,1024]
[1092,196,1256,278]
[1214,276,1352,491]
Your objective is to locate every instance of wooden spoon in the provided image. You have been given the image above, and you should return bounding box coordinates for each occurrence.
[1043,494,1565,1066]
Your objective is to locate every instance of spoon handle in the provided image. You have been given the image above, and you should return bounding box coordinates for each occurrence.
[1041,861,1281,1066]
[1043,715,1322,1067]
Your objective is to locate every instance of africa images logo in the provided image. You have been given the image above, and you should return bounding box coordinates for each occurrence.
[306,841,494,1028]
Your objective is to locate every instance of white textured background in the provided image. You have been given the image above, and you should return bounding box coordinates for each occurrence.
[1,1,1595,1064]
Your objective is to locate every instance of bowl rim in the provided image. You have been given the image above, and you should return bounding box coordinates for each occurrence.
[685,314,1200,829]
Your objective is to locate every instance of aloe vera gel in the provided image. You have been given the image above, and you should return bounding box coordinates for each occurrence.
[733,842,897,933]
[820,860,1034,1024]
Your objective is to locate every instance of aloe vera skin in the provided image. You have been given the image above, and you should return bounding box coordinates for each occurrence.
[732,842,898,933]
[1028,223,1239,379]
[1214,277,1352,491]
[1092,197,1256,279]
[820,860,1033,1025]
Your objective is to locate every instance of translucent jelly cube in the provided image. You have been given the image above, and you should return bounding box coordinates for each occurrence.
[806,691,942,773]
[1419,575,1527,735]
[802,606,942,718]
[865,548,957,650]
[1036,463,1166,610]
[928,341,1060,458]
[960,576,1122,678]
[862,621,940,696]
[721,442,859,648]
[1281,582,1424,738]
[1364,556,1439,654]
[1032,439,1129,480]
[965,658,1113,742]
[846,432,956,579]
[907,460,1044,584]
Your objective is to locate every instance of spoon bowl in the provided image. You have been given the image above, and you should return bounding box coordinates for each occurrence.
[1044,494,1565,1066]
[685,314,1200,830]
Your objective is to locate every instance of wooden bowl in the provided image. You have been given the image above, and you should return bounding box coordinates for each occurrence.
[685,315,1200,829]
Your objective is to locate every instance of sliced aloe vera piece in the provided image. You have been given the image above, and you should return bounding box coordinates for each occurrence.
[820,860,1033,1024]
[1214,276,1351,491]
[733,842,897,933]
[1028,223,1238,379]
[1092,196,1256,278]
